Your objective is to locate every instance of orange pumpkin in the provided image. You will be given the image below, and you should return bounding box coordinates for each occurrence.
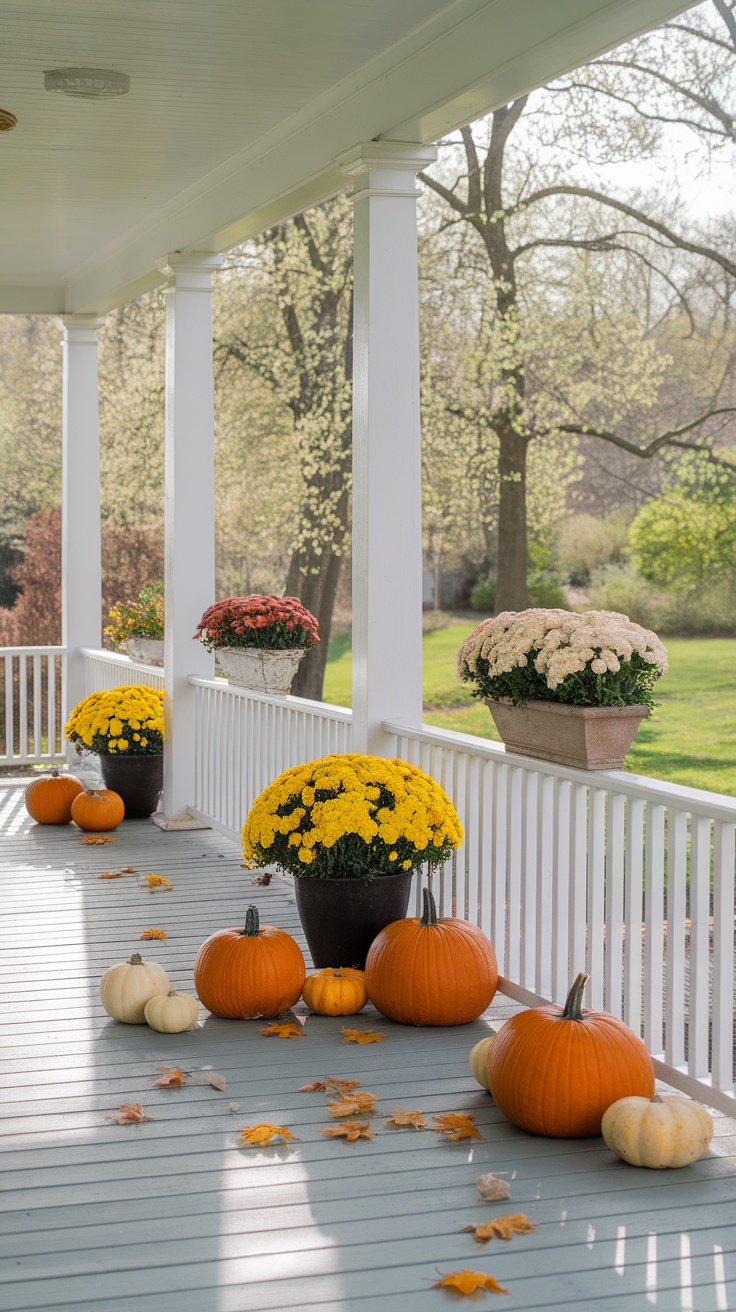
[193,905,306,1019]
[302,967,368,1016]
[487,971,655,1138]
[70,787,125,832]
[24,768,83,824]
[365,888,498,1026]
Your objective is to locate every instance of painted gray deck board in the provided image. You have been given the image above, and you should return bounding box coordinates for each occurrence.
[2,782,736,1312]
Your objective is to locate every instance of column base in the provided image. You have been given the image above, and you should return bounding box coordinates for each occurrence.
[150,809,210,831]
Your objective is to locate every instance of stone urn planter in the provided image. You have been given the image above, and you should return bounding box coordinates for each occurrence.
[216,647,306,695]
[126,637,165,666]
[293,869,414,968]
[485,698,648,771]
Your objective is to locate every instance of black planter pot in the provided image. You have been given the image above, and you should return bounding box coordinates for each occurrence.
[99,753,164,819]
[294,869,414,968]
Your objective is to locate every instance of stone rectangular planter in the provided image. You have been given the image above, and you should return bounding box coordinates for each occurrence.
[216,646,306,695]
[485,698,648,771]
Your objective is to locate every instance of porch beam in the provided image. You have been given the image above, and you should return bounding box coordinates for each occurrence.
[340,142,437,755]
[154,252,222,829]
[60,315,105,757]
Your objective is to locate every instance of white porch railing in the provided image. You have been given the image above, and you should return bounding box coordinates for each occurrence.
[188,675,352,840]
[383,717,736,1116]
[0,646,66,765]
[80,646,165,693]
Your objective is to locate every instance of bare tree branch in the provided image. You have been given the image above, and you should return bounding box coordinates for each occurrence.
[540,407,736,458]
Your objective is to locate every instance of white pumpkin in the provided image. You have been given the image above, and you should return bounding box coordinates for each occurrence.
[144,989,200,1033]
[469,1034,496,1091]
[602,1093,714,1168]
[99,952,171,1024]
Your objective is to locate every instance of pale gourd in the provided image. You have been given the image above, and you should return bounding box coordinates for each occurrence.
[602,1093,714,1168]
[99,952,171,1024]
[144,989,200,1033]
[469,1035,496,1091]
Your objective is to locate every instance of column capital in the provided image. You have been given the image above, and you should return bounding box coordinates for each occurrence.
[157,252,224,292]
[60,314,106,344]
[335,141,438,200]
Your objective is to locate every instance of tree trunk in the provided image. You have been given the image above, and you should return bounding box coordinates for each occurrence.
[285,545,344,700]
[495,425,529,612]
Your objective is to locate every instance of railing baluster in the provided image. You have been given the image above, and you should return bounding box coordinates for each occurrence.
[551,778,571,1005]
[712,821,736,1093]
[623,797,645,1035]
[521,770,538,991]
[491,762,508,975]
[605,792,625,1019]
[18,654,28,760]
[536,773,554,998]
[569,783,588,987]
[587,787,606,1010]
[665,808,688,1069]
[506,766,523,983]
[688,815,712,1078]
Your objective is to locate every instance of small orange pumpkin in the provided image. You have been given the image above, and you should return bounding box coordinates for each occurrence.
[193,905,306,1019]
[24,768,83,824]
[365,888,498,1026]
[487,971,655,1138]
[302,967,368,1016]
[71,787,125,832]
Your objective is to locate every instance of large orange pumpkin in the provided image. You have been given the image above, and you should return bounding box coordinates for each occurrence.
[25,768,83,824]
[70,787,125,832]
[193,905,306,1019]
[486,971,655,1138]
[365,888,498,1026]
[302,967,368,1016]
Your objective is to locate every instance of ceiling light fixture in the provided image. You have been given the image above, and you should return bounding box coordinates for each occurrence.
[43,67,130,99]
[0,108,17,130]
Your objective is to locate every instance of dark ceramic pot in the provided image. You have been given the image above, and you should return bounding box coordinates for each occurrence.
[99,753,164,819]
[294,869,414,968]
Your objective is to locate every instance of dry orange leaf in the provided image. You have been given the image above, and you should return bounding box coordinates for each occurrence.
[81,835,114,845]
[298,1077,361,1093]
[461,1215,539,1244]
[326,1092,377,1117]
[238,1123,297,1147]
[432,1112,484,1141]
[322,1120,373,1142]
[107,1103,151,1124]
[250,872,273,886]
[140,928,167,941]
[258,1022,304,1039]
[385,1107,427,1130]
[153,1066,188,1087]
[340,1027,384,1044]
[98,870,122,879]
[433,1270,508,1296]
[144,873,172,890]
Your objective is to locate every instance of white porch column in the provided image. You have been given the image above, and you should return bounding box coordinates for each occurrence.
[155,253,222,828]
[338,142,438,755]
[61,315,104,757]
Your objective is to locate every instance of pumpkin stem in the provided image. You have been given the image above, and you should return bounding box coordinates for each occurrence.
[561,971,589,1020]
[420,887,438,927]
[241,905,261,937]
[651,1094,664,1104]
[128,953,143,965]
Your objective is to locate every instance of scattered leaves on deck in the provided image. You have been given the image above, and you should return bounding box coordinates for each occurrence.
[326,1092,377,1117]
[385,1107,427,1130]
[107,1103,154,1125]
[340,1027,384,1044]
[433,1270,508,1296]
[139,928,167,941]
[81,835,114,845]
[432,1113,484,1141]
[298,1077,361,1093]
[461,1215,539,1244]
[476,1173,511,1202]
[322,1121,373,1143]
[196,1068,227,1091]
[258,1021,304,1039]
[238,1123,297,1147]
[144,873,172,891]
[99,866,136,878]
[250,873,273,886]
[153,1066,189,1087]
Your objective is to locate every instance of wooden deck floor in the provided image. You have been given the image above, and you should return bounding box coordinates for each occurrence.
[3,780,736,1312]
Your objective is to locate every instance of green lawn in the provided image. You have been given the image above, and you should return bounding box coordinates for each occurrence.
[323,625,736,797]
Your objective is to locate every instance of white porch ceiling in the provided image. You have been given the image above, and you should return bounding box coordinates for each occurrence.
[0,0,694,315]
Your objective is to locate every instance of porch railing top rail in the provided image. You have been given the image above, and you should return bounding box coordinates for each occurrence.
[0,645,65,656]
[382,715,736,822]
[187,673,353,721]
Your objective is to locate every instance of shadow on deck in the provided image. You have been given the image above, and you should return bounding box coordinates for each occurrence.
[2,783,736,1312]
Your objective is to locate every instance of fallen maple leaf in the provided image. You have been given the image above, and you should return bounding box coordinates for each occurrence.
[476,1173,511,1202]
[120,866,136,873]
[81,835,114,845]
[432,1112,484,1141]
[461,1215,539,1244]
[238,1123,297,1147]
[98,870,122,879]
[326,1092,377,1117]
[322,1121,373,1142]
[144,873,172,890]
[139,928,167,941]
[258,1022,304,1039]
[298,1077,361,1093]
[250,872,273,885]
[153,1066,188,1087]
[433,1270,508,1296]
[340,1027,384,1044]
[385,1107,427,1130]
[107,1103,152,1124]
